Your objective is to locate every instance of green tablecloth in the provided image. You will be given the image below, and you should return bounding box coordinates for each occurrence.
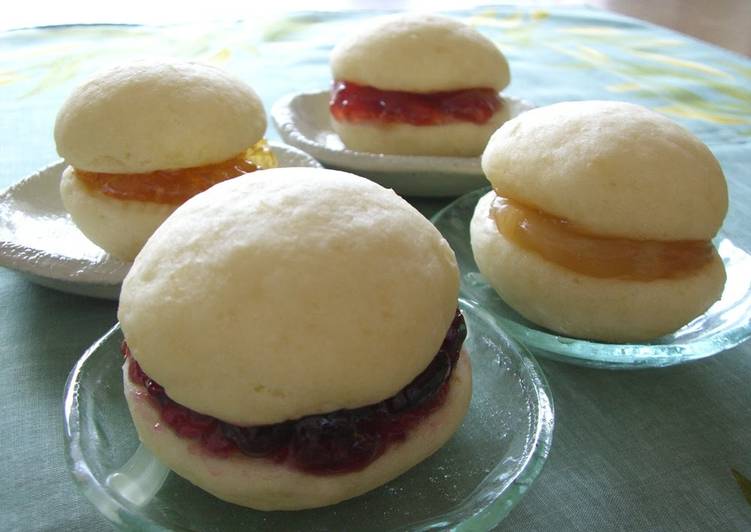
[1,5,750,531]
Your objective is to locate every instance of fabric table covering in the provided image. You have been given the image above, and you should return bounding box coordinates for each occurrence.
[1,5,750,531]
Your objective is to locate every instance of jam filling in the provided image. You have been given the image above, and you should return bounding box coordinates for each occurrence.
[329,80,502,126]
[490,194,715,281]
[124,309,466,475]
[75,140,277,205]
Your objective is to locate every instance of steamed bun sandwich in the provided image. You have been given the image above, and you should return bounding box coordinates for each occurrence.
[54,59,273,262]
[471,100,728,343]
[118,167,471,510]
[329,14,511,156]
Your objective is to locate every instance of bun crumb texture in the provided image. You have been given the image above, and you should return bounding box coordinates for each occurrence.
[331,13,510,93]
[55,59,267,261]
[55,59,266,174]
[472,100,728,342]
[119,167,461,426]
[329,14,511,156]
[119,168,469,510]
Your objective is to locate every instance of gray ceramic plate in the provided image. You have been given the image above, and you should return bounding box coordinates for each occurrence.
[0,143,321,299]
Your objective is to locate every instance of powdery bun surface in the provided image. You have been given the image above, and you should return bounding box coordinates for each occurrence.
[331,14,510,92]
[332,104,510,157]
[54,59,266,173]
[60,166,177,261]
[123,352,471,510]
[118,168,460,426]
[470,192,726,342]
[482,100,728,240]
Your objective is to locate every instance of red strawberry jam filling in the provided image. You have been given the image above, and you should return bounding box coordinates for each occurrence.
[329,81,502,126]
[124,309,467,475]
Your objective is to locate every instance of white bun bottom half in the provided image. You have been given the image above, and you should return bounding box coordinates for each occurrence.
[123,351,472,511]
[60,166,176,262]
[470,191,726,343]
[331,105,509,157]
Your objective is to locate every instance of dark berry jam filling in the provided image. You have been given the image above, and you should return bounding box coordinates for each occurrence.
[329,81,502,126]
[124,309,466,475]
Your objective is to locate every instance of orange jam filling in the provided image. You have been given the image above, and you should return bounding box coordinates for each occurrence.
[490,193,715,281]
[75,140,278,204]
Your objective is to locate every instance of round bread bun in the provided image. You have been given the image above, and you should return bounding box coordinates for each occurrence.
[331,103,511,157]
[331,14,510,93]
[330,14,510,156]
[55,59,267,261]
[471,191,726,342]
[59,166,177,261]
[55,59,266,173]
[482,100,728,240]
[123,351,471,511]
[118,167,460,426]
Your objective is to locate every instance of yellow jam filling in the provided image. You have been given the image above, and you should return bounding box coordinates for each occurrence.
[75,140,278,205]
[490,193,714,281]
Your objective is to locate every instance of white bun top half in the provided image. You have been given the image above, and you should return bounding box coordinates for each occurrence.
[54,59,267,173]
[330,14,510,92]
[118,168,460,426]
[482,100,728,241]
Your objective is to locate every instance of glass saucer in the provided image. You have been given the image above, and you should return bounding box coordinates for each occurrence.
[62,299,554,531]
[432,188,751,369]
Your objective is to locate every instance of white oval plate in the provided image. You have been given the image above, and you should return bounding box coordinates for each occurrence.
[271,90,534,197]
[0,143,321,300]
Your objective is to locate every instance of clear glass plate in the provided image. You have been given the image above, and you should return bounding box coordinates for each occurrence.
[433,188,751,369]
[270,90,534,197]
[0,143,321,300]
[63,299,554,531]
